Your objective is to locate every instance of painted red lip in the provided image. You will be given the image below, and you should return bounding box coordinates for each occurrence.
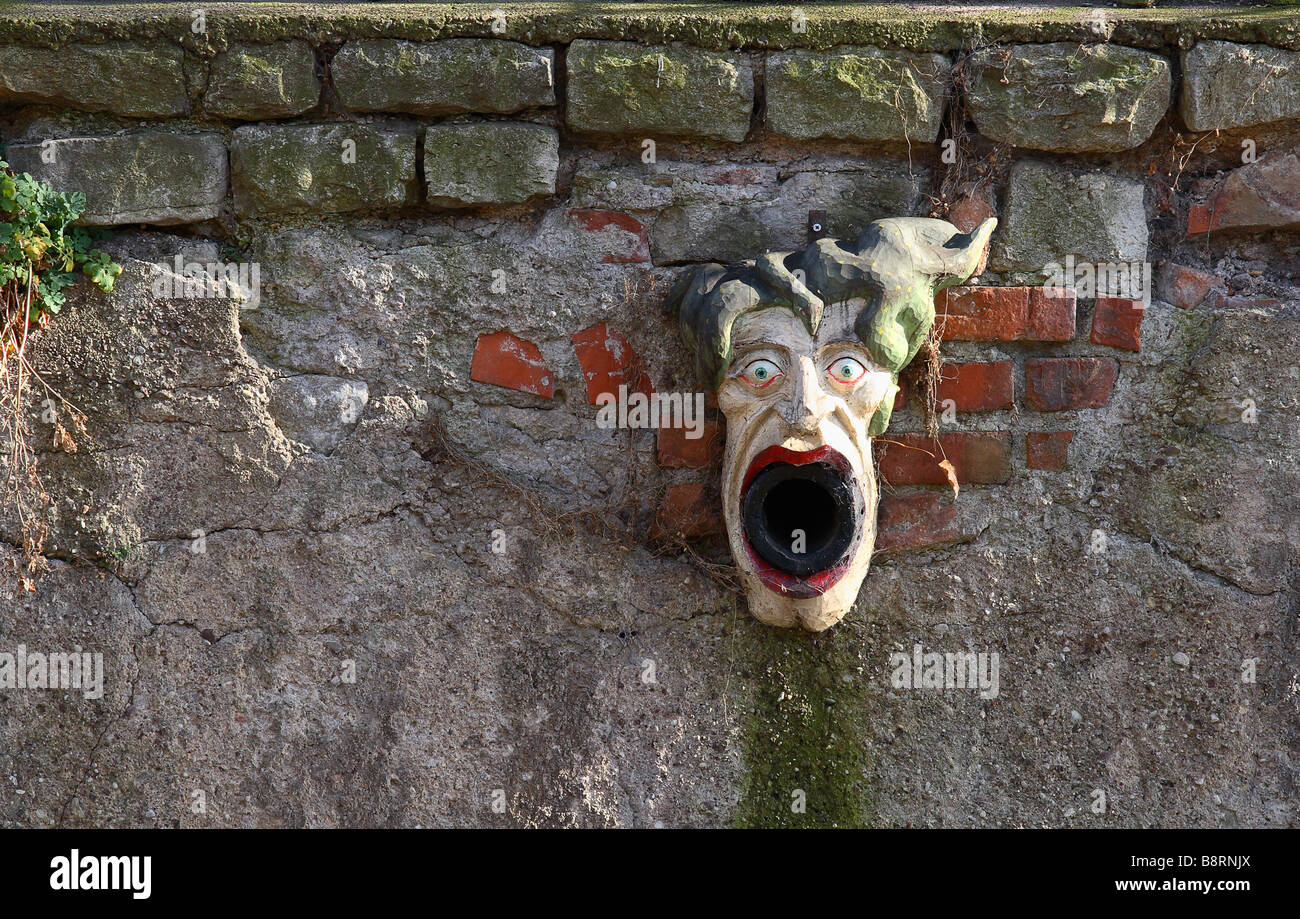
[739,445,861,599]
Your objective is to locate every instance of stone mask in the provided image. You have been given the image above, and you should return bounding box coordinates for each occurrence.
[666,217,997,631]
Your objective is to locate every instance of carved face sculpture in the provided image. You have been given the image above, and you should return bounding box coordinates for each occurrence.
[667,217,996,631]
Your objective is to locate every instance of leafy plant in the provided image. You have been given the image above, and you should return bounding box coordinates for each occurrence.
[0,156,122,588]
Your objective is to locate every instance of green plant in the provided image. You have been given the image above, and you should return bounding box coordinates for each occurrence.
[0,157,121,587]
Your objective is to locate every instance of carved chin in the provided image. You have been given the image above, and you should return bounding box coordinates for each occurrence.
[724,443,878,631]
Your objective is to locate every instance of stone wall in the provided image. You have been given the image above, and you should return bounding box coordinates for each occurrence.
[0,3,1297,828]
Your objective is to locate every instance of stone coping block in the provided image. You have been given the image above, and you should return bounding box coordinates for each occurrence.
[991,159,1148,275]
[424,122,559,208]
[1181,41,1300,131]
[566,39,753,142]
[966,42,1171,152]
[1,4,1298,52]
[332,38,555,115]
[231,123,418,216]
[206,41,319,120]
[0,41,189,117]
[6,132,226,225]
[766,46,949,143]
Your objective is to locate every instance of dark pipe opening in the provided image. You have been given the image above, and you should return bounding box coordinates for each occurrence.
[742,461,858,577]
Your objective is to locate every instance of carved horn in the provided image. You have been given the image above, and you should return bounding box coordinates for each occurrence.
[855,215,997,287]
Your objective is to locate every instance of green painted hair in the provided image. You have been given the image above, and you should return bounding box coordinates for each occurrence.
[665,216,996,435]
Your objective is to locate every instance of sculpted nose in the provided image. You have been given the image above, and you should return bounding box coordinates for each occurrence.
[780,357,833,434]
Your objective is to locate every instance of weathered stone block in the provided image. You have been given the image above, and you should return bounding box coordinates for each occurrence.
[991,160,1147,275]
[966,43,1171,152]
[650,166,920,264]
[5,132,226,225]
[0,42,189,117]
[206,41,319,119]
[1181,41,1300,131]
[566,40,752,142]
[423,122,558,207]
[766,47,949,143]
[650,204,771,266]
[332,39,555,115]
[231,123,418,216]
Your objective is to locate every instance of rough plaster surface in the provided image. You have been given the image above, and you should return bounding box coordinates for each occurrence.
[1,215,1295,827]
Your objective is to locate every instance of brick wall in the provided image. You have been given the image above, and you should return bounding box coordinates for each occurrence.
[2,5,1297,829]
[5,14,1296,555]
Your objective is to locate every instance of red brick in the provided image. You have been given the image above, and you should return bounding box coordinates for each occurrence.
[937,286,1029,341]
[1186,202,1215,236]
[657,416,723,469]
[1026,431,1074,471]
[946,193,997,234]
[875,432,1013,486]
[470,330,554,398]
[714,167,764,185]
[571,323,653,404]
[569,209,650,263]
[893,378,908,410]
[1157,262,1221,309]
[652,482,723,539]
[1024,358,1118,412]
[1091,296,1144,352]
[1186,153,1300,236]
[874,493,960,554]
[939,286,1079,342]
[936,361,1013,412]
[1028,286,1077,341]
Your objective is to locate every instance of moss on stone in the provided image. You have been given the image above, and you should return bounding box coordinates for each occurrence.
[768,48,947,142]
[1,4,1296,52]
[332,39,555,115]
[424,122,559,207]
[0,40,189,116]
[206,41,318,119]
[567,39,751,141]
[230,123,419,216]
[729,620,875,828]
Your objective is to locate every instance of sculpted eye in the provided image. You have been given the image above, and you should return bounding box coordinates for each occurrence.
[740,358,782,389]
[826,356,867,385]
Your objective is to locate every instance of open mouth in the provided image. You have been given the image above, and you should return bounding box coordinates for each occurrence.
[739,445,864,599]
